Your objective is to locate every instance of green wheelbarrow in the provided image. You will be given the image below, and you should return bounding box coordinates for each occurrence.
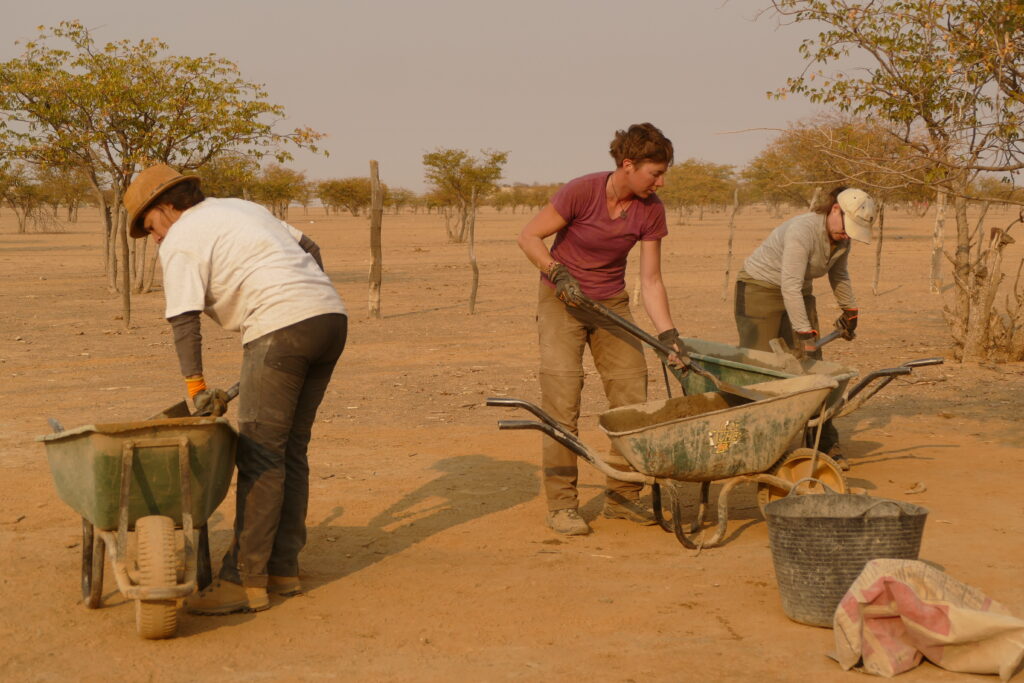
[37,417,236,639]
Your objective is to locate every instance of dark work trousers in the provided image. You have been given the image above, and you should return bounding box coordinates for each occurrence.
[220,313,347,587]
[733,279,839,453]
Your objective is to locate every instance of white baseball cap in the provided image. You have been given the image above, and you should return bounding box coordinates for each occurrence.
[836,188,877,244]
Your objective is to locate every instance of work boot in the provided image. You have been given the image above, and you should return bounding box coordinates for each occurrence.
[827,444,851,471]
[185,579,269,615]
[268,575,303,597]
[546,508,590,536]
[603,491,658,525]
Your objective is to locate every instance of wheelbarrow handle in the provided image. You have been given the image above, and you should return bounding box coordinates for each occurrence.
[900,357,945,368]
[486,397,563,432]
[824,356,944,420]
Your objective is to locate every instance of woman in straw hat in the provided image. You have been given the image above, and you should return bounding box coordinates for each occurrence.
[124,164,347,614]
[516,123,688,536]
[733,185,878,470]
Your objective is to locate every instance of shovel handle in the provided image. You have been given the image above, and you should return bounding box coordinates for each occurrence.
[572,295,769,401]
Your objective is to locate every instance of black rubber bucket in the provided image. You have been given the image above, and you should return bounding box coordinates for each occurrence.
[765,493,928,628]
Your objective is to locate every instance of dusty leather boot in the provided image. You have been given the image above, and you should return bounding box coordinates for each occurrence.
[603,491,658,525]
[268,575,303,597]
[185,579,269,615]
[546,508,590,535]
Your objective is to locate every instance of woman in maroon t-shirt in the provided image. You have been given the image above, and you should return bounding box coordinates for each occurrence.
[516,123,688,536]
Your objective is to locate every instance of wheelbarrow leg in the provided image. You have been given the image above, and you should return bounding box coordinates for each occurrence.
[667,486,701,550]
[667,479,745,550]
[692,482,710,533]
[81,517,105,608]
[197,525,213,591]
[652,483,674,533]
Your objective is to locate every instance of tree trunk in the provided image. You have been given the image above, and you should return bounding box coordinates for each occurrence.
[143,240,159,293]
[132,234,147,294]
[117,212,131,327]
[368,160,384,319]
[467,188,479,314]
[930,191,947,293]
[721,189,740,301]
[972,202,991,264]
[952,195,972,350]
[872,201,885,295]
[961,228,1013,361]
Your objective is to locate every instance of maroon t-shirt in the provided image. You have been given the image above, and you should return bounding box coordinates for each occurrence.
[544,171,668,300]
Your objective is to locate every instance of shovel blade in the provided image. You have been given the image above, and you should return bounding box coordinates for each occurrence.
[148,400,192,420]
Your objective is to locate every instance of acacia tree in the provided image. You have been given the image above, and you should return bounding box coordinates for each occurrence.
[768,0,1024,361]
[254,164,307,219]
[422,148,508,243]
[660,159,736,223]
[0,163,47,233]
[0,21,323,325]
[317,177,374,216]
[198,153,260,200]
[386,187,416,215]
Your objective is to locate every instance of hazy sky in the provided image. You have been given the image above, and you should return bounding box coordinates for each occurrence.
[2,0,825,192]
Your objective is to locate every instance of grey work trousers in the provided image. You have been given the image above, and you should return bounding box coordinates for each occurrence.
[537,283,648,511]
[220,313,347,587]
[733,279,839,452]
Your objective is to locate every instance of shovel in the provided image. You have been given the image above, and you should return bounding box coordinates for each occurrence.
[572,296,772,402]
[148,382,240,420]
[768,329,845,373]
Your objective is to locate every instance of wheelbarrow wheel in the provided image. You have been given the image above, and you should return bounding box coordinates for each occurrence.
[81,517,105,609]
[756,448,848,517]
[134,515,178,640]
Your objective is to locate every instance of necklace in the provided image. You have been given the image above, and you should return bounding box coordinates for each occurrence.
[608,175,632,219]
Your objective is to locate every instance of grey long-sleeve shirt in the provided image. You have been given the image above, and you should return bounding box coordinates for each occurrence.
[741,212,857,332]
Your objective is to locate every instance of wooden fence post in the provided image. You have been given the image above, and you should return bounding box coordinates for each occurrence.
[368,161,384,319]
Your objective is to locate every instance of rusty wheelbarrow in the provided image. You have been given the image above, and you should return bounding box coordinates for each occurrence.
[37,417,237,638]
[488,351,942,550]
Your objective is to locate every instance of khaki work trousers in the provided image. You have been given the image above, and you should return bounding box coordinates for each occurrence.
[733,279,838,452]
[220,313,347,588]
[537,283,648,511]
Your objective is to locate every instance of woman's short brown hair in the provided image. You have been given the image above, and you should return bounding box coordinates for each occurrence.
[813,186,848,215]
[609,123,674,167]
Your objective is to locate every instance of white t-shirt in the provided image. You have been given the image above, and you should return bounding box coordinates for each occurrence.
[160,198,346,344]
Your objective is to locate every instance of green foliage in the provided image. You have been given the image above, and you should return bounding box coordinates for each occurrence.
[0,21,325,183]
[660,159,736,216]
[386,187,417,214]
[317,177,375,216]
[253,164,307,218]
[198,154,260,199]
[740,114,930,207]
[769,1,1024,184]
[422,148,508,241]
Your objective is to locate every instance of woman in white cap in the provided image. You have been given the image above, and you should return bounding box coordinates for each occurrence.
[733,185,877,469]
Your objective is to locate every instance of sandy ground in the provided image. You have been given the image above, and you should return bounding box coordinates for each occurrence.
[0,202,1022,682]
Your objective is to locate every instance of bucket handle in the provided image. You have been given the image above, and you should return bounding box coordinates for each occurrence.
[859,500,911,517]
[786,477,839,496]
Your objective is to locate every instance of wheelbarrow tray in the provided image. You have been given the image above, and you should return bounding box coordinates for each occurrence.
[599,374,836,481]
[37,417,236,531]
[680,337,857,412]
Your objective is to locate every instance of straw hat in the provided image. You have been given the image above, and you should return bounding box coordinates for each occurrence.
[124,164,200,238]
[836,188,877,244]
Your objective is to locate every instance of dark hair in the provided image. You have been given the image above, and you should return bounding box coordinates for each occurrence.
[155,179,205,211]
[813,186,848,215]
[609,123,674,167]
